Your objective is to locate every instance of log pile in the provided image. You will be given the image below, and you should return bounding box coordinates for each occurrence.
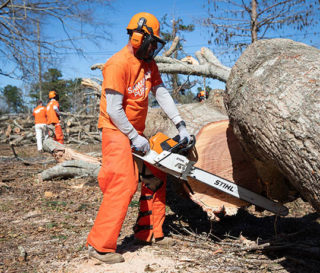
[61,112,101,145]
[0,112,101,146]
[0,114,35,146]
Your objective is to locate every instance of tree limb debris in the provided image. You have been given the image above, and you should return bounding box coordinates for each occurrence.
[163,36,180,57]
[90,47,231,82]
[38,160,100,182]
[39,138,101,181]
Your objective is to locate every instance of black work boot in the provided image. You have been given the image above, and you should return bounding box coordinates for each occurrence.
[88,246,124,264]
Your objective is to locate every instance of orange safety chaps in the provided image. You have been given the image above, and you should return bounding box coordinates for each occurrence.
[134,164,167,242]
[54,123,64,144]
[48,123,64,144]
[87,128,139,253]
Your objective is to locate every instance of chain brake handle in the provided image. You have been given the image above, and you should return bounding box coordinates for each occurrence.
[169,135,196,154]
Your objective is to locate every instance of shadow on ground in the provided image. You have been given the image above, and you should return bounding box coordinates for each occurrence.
[165,178,320,273]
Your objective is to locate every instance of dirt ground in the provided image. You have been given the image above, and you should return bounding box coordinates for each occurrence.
[0,143,319,273]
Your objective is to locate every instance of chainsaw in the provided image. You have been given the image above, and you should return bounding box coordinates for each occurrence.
[132,132,288,216]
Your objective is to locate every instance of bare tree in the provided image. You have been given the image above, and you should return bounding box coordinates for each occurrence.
[202,0,320,62]
[0,0,113,81]
[160,14,195,101]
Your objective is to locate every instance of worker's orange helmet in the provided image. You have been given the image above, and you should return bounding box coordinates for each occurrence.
[127,12,161,38]
[49,91,56,99]
[126,12,165,62]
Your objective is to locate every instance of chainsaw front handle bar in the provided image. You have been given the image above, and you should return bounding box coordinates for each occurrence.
[170,135,196,154]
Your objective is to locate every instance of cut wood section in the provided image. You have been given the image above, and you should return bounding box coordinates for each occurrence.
[185,120,262,219]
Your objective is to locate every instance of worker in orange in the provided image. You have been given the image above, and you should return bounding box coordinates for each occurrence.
[198,90,206,102]
[86,12,191,264]
[32,100,48,152]
[46,90,64,144]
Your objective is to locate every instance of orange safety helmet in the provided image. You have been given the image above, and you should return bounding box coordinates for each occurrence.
[126,12,165,61]
[48,90,56,99]
[127,12,161,38]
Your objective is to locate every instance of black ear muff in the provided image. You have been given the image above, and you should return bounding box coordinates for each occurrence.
[130,17,146,48]
[131,31,144,48]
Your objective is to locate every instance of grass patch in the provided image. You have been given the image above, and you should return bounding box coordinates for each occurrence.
[44,200,67,211]
[46,222,58,229]
[77,203,88,211]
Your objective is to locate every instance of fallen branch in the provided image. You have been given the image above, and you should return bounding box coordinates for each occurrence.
[39,160,100,182]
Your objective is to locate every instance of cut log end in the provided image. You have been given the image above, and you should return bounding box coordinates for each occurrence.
[183,120,263,219]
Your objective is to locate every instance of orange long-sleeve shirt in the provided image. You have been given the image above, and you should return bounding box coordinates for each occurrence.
[98,45,162,134]
[46,99,60,124]
[33,105,47,124]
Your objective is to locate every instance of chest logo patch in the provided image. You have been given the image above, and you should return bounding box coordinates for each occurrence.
[127,70,151,97]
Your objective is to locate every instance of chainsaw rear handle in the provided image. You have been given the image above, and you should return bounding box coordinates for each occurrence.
[170,135,196,154]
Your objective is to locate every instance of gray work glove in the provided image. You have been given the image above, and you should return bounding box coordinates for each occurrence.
[176,121,191,144]
[131,135,150,154]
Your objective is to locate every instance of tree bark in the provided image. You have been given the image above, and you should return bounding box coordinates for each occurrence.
[39,160,100,182]
[39,138,101,181]
[226,38,320,212]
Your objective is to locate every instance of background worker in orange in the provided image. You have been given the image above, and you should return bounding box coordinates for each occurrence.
[87,12,191,264]
[32,100,48,152]
[198,90,206,102]
[46,91,64,144]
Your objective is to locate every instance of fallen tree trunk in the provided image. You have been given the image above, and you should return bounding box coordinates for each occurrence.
[39,160,101,181]
[226,38,320,213]
[144,99,228,138]
[39,138,101,182]
[39,39,319,216]
[42,138,101,164]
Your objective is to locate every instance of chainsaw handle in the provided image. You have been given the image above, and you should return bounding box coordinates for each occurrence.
[170,135,196,154]
[180,135,196,153]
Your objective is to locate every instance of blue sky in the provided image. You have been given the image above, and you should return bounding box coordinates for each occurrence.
[1,0,319,93]
[62,0,214,86]
[0,0,214,90]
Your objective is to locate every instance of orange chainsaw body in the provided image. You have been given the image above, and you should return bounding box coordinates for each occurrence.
[149,132,178,154]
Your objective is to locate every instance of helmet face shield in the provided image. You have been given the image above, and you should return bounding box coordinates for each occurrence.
[135,33,165,62]
[151,35,165,59]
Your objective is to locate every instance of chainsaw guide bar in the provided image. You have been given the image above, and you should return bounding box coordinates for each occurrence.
[133,150,288,216]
